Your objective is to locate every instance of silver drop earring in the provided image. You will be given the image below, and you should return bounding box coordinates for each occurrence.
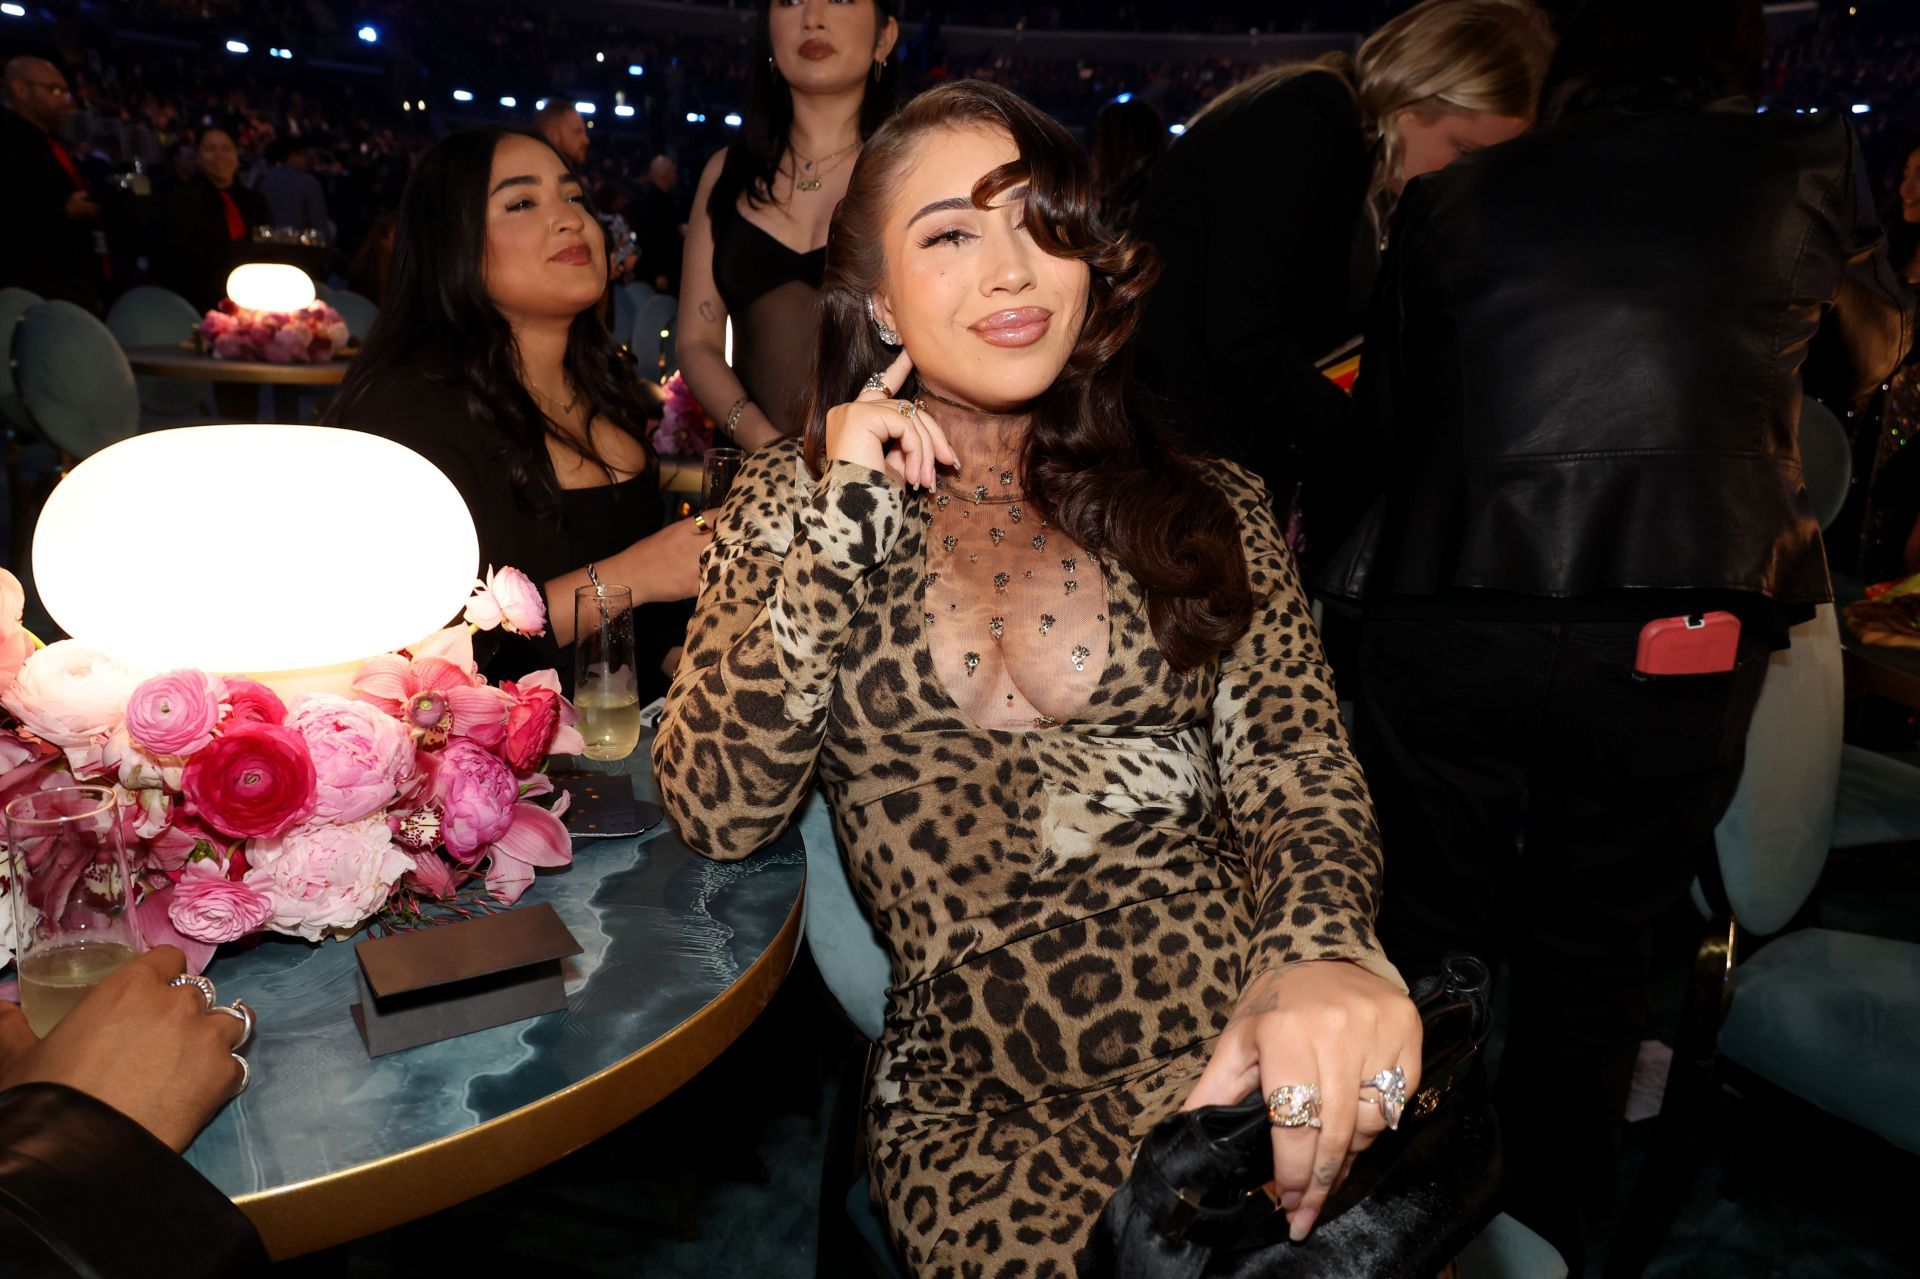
[867,296,901,345]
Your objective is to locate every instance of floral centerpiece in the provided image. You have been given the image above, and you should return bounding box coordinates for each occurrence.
[197,298,352,364]
[653,370,716,457]
[0,565,579,974]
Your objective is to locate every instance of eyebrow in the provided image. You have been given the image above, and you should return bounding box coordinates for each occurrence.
[488,172,584,197]
[905,185,1029,229]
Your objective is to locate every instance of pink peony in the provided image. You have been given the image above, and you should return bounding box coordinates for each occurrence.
[1,641,135,775]
[432,739,517,858]
[167,860,274,943]
[465,565,548,638]
[243,817,411,941]
[222,677,286,728]
[286,694,416,824]
[125,669,226,757]
[180,723,317,839]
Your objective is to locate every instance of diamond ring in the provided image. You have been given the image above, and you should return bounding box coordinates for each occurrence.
[863,373,890,393]
[1362,1065,1408,1130]
[1267,1083,1322,1129]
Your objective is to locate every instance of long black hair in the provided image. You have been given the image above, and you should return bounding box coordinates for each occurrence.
[705,0,900,221]
[328,127,655,518]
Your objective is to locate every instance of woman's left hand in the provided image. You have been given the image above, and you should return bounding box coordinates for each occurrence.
[1180,959,1422,1241]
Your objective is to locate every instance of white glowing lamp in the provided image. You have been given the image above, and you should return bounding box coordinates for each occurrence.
[225,263,316,314]
[34,426,479,695]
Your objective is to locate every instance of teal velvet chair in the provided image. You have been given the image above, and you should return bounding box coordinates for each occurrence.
[0,286,42,433]
[12,300,140,462]
[327,289,379,344]
[796,788,1564,1279]
[613,284,641,352]
[631,293,679,382]
[105,285,210,419]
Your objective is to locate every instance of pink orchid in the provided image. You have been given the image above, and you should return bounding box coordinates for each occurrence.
[480,796,573,905]
[352,650,483,718]
[135,886,217,975]
[406,849,461,899]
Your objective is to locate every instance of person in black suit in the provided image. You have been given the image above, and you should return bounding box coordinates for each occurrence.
[150,126,272,314]
[631,155,683,296]
[0,57,105,312]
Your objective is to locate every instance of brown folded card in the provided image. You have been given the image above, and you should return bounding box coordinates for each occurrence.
[350,903,584,1057]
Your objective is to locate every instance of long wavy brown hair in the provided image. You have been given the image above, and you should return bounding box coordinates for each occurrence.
[802,79,1253,670]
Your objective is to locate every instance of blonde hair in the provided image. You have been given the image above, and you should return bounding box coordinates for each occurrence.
[1197,0,1555,231]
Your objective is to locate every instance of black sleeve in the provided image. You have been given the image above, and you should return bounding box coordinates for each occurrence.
[0,1083,268,1279]
[1806,121,1915,410]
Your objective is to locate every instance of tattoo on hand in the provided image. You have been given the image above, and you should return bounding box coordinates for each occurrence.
[699,300,718,324]
[1226,972,1284,1028]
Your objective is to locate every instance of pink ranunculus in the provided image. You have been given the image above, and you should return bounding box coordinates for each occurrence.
[0,567,28,697]
[134,887,216,975]
[167,860,274,943]
[286,693,417,825]
[243,817,411,941]
[432,739,517,858]
[465,565,548,638]
[180,723,317,839]
[500,670,583,770]
[125,669,227,757]
[222,676,286,728]
[0,641,135,774]
[481,799,574,904]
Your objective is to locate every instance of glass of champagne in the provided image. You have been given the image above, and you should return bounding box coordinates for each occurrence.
[5,785,145,1035]
[702,446,745,516]
[575,584,642,761]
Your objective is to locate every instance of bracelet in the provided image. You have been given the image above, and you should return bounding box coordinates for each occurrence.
[724,395,751,433]
[586,561,603,595]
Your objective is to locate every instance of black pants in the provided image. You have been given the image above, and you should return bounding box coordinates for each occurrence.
[1354,616,1768,1270]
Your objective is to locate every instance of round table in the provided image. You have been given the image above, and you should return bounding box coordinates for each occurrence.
[182,753,807,1259]
[124,346,351,386]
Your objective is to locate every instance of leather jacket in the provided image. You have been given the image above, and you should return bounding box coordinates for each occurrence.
[1320,101,1913,606]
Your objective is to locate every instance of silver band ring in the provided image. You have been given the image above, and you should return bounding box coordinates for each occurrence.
[1267,1083,1323,1130]
[169,973,217,1011]
[1362,1065,1407,1130]
[212,1001,254,1050]
[230,1052,251,1096]
[863,373,889,393]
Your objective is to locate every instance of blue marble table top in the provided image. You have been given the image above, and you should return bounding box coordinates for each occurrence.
[182,748,807,1209]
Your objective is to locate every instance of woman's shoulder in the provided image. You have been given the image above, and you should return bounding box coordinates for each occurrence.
[337,363,470,429]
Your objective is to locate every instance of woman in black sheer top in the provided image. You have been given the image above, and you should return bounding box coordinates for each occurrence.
[326,128,708,697]
[677,0,900,450]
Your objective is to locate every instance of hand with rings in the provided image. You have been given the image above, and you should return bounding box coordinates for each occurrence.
[0,946,256,1153]
[1180,959,1422,1241]
[823,349,958,491]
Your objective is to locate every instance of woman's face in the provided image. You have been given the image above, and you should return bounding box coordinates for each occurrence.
[1900,148,1920,224]
[198,130,239,188]
[769,0,897,99]
[873,126,1090,413]
[482,133,606,326]
[1393,106,1531,189]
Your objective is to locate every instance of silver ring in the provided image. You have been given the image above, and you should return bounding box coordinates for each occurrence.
[169,973,216,1011]
[212,1001,254,1050]
[230,1052,251,1096]
[1362,1065,1407,1130]
[863,373,889,393]
[1267,1083,1322,1130]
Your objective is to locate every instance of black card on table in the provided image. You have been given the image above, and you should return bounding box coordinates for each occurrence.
[551,770,663,840]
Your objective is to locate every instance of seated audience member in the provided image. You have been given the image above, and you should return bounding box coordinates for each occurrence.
[257,136,331,239]
[151,125,272,313]
[1320,0,1912,1264]
[654,80,1417,1275]
[1,946,265,1278]
[0,56,105,311]
[325,128,707,697]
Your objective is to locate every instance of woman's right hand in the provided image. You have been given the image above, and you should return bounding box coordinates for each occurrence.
[0,946,248,1153]
[623,515,714,603]
[822,350,957,491]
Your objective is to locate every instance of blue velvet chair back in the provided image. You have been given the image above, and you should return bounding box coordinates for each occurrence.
[0,286,43,433]
[632,294,679,381]
[328,290,379,343]
[12,301,140,460]
[105,286,210,419]
[1798,395,1852,531]
[796,789,889,1042]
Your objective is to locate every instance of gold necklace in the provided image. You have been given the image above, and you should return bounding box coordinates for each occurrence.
[788,138,860,192]
[528,381,581,416]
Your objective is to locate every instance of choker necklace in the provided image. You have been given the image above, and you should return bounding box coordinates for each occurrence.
[789,139,860,192]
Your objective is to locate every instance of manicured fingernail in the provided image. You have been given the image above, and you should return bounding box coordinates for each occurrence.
[1279,1190,1302,1211]
[1289,1208,1316,1242]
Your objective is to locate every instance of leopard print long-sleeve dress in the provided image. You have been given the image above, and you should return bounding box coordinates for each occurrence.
[653,439,1396,1278]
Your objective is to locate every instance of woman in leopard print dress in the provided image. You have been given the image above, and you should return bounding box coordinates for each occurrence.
[653,81,1420,1278]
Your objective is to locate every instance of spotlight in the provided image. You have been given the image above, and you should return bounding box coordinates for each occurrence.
[357,25,378,43]
[535,98,549,110]
[575,101,596,115]
[0,4,26,16]
[452,89,473,102]
[595,52,605,63]
[1114,92,1133,104]
[614,104,635,118]
[1168,122,1188,136]
[724,113,743,128]
[499,95,517,108]
[685,111,700,124]
[629,64,644,77]
[225,39,249,54]
[1852,102,1872,115]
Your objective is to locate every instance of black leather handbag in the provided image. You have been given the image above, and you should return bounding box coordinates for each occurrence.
[1078,957,1502,1279]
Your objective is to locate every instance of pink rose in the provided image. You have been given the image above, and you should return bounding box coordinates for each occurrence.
[222,677,286,728]
[0,641,134,775]
[500,670,583,770]
[243,817,411,941]
[465,565,548,638]
[431,739,517,858]
[286,694,416,824]
[125,669,226,757]
[167,860,273,943]
[181,723,317,839]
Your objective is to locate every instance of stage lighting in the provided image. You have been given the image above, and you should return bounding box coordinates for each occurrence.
[614,104,635,118]
[500,96,517,108]
[225,40,249,54]
[357,25,378,43]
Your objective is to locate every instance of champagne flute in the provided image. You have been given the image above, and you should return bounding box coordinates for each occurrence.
[4,785,145,1035]
[703,446,745,516]
[575,584,641,761]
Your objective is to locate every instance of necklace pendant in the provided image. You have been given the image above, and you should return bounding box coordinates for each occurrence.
[797,177,823,192]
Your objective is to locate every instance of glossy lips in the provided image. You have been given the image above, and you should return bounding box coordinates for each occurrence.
[798,39,836,60]
[969,307,1052,349]
[549,243,592,266]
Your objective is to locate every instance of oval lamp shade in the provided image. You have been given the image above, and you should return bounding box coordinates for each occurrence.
[226,263,316,312]
[34,426,478,680]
